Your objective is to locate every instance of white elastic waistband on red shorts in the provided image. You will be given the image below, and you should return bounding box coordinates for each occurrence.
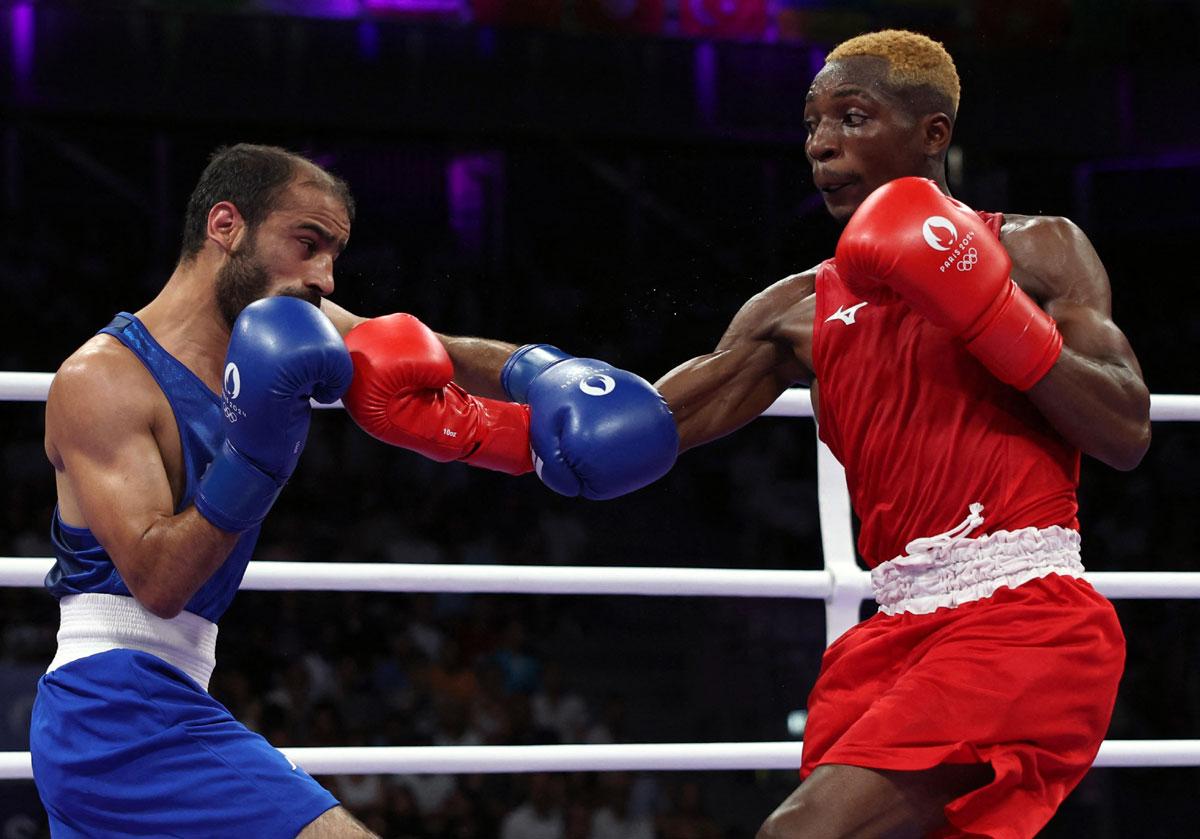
[871,506,1085,616]
[47,593,218,691]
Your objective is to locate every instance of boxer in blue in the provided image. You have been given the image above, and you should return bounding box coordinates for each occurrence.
[36,144,375,837]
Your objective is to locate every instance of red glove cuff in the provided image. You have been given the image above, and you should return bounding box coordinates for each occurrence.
[455,389,534,475]
[964,281,1063,391]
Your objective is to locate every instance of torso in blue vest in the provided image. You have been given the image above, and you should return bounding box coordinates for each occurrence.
[45,313,261,622]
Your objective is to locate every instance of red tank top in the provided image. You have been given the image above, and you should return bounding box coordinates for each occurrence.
[811,211,1080,569]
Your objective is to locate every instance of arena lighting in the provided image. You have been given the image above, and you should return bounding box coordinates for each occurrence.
[257,0,464,17]
[10,1,34,85]
[363,0,463,12]
[786,710,809,738]
[260,1,361,17]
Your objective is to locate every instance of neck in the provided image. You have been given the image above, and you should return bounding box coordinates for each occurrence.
[135,257,230,393]
[924,163,951,196]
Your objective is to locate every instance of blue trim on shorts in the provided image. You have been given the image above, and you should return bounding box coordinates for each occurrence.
[31,649,338,838]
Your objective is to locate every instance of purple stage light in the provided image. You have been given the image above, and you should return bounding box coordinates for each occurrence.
[358,19,380,59]
[447,153,502,255]
[808,45,826,79]
[11,1,34,86]
[694,41,717,127]
[364,0,463,13]
[259,1,361,18]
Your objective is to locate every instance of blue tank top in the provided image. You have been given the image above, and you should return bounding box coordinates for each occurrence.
[45,313,262,622]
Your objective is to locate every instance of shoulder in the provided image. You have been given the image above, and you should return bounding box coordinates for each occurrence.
[730,267,819,333]
[50,335,154,402]
[998,213,1108,304]
[46,336,160,459]
[999,213,1089,258]
[756,267,819,304]
[716,267,819,377]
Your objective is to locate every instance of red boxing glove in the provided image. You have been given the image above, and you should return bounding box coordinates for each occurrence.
[343,314,533,475]
[835,177,1063,391]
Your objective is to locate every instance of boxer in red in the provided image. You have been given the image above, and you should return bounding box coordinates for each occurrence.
[651,30,1151,838]
[333,28,1150,838]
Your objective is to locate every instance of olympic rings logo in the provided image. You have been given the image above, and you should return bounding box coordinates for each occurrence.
[957,248,979,272]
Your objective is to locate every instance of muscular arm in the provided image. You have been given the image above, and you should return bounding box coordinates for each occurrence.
[1005,216,1151,470]
[656,273,815,453]
[322,298,515,399]
[46,345,238,619]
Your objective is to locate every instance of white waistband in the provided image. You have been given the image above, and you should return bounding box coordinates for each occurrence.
[47,593,218,691]
[871,523,1084,616]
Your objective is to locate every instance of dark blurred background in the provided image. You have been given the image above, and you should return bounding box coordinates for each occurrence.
[1,1,1198,836]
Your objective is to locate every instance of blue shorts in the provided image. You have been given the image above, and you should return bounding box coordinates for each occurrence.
[31,649,338,838]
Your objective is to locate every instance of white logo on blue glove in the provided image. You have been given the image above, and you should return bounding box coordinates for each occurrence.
[224,362,241,400]
[579,374,616,397]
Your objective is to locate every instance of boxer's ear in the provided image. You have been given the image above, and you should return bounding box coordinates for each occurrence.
[921,112,953,159]
[206,201,247,255]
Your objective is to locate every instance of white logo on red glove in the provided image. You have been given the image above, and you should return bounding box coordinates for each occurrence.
[579,375,616,397]
[921,216,958,252]
[957,248,979,272]
[223,363,241,400]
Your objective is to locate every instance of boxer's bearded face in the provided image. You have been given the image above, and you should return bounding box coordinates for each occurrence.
[214,182,350,330]
[215,223,321,329]
[214,229,274,329]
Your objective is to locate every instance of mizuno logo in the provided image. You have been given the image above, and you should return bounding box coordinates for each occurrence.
[825,302,868,325]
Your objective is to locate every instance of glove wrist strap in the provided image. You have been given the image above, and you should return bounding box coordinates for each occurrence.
[501,344,570,402]
[195,441,284,532]
[965,285,1063,391]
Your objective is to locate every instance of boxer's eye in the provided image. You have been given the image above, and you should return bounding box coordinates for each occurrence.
[299,239,317,255]
[843,112,868,127]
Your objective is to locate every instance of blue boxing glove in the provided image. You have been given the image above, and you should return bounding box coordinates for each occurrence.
[196,296,352,531]
[501,344,678,500]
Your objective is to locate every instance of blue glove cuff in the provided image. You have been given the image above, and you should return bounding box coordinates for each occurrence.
[195,441,284,533]
[500,344,571,402]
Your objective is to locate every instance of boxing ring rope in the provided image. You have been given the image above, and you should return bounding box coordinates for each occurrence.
[0,740,1197,780]
[3,372,1200,778]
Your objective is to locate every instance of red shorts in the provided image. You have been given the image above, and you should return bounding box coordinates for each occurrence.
[800,574,1125,839]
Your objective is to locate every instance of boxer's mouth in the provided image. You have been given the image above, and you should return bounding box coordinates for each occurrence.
[814,173,856,194]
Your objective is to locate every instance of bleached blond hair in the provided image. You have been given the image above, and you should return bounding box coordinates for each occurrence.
[826,29,960,117]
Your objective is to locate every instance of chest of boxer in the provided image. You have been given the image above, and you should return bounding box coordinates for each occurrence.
[810,214,1079,568]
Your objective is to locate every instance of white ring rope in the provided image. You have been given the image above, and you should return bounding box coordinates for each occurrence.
[0,740,1197,780]
[1,558,1199,600]
[4,373,1199,780]
[5,372,1200,419]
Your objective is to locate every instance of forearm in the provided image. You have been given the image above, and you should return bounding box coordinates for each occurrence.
[118,508,240,619]
[657,348,790,453]
[437,334,520,399]
[1026,346,1150,471]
